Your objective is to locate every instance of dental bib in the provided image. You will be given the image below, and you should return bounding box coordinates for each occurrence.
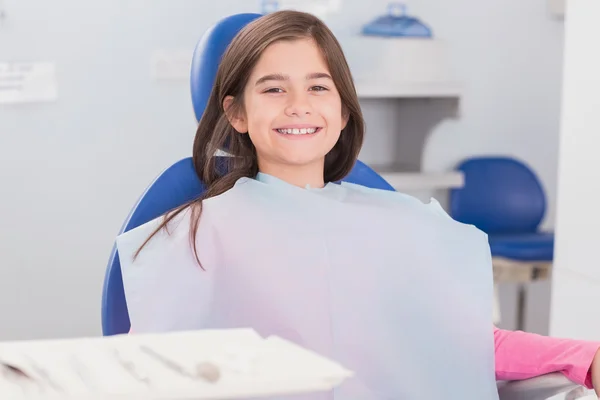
[116,173,499,399]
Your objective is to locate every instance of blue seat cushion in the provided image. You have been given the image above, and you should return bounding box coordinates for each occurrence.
[488,232,554,262]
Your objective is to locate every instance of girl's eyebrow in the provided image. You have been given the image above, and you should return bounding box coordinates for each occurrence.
[255,72,332,86]
[306,72,332,80]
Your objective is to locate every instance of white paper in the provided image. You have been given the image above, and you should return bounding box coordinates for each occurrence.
[116,174,498,399]
[0,62,58,104]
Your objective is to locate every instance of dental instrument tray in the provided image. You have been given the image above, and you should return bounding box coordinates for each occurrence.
[0,328,353,399]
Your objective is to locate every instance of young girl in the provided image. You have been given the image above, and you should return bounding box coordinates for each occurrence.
[116,10,600,399]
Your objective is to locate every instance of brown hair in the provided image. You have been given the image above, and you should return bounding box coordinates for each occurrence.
[135,10,365,266]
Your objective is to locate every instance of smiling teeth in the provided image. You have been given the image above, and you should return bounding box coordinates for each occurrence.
[277,128,317,135]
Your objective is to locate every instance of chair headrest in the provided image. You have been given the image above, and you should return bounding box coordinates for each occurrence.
[190,13,262,122]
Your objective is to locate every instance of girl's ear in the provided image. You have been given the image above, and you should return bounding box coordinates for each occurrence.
[341,108,350,130]
[223,96,248,134]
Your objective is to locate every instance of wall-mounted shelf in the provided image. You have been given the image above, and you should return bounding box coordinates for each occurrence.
[356,81,462,99]
[380,171,464,191]
[343,38,462,99]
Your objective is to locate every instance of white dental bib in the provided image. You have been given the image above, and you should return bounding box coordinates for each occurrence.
[116,173,498,399]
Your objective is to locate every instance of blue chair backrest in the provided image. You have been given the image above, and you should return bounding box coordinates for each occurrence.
[101,13,395,336]
[191,13,262,121]
[101,159,205,335]
[449,156,546,235]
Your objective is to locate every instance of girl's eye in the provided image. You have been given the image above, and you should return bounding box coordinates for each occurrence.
[264,88,284,93]
[263,86,328,94]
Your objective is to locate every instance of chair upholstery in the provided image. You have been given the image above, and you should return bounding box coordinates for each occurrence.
[101,158,205,336]
[450,156,554,262]
[190,13,262,122]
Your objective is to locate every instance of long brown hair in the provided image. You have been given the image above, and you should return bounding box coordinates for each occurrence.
[135,10,365,267]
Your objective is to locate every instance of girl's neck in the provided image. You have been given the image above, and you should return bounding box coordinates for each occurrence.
[258,162,325,189]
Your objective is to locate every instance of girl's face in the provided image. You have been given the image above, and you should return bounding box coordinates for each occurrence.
[225,38,348,186]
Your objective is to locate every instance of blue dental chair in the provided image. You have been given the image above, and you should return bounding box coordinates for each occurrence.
[100,12,589,400]
[101,12,395,338]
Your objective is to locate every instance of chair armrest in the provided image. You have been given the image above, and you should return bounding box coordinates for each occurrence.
[497,372,593,400]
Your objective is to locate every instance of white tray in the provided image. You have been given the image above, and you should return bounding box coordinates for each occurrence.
[0,329,353,399]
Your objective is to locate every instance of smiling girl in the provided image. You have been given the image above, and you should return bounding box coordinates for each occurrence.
[117,10,600,399]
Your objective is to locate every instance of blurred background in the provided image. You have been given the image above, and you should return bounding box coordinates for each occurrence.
[0,0,596,342]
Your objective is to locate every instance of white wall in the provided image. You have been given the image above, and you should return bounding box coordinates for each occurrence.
[0,0,565,340]
[549,0,600,340]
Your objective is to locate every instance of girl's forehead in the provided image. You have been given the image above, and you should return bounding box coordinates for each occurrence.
[251,39,329,75]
